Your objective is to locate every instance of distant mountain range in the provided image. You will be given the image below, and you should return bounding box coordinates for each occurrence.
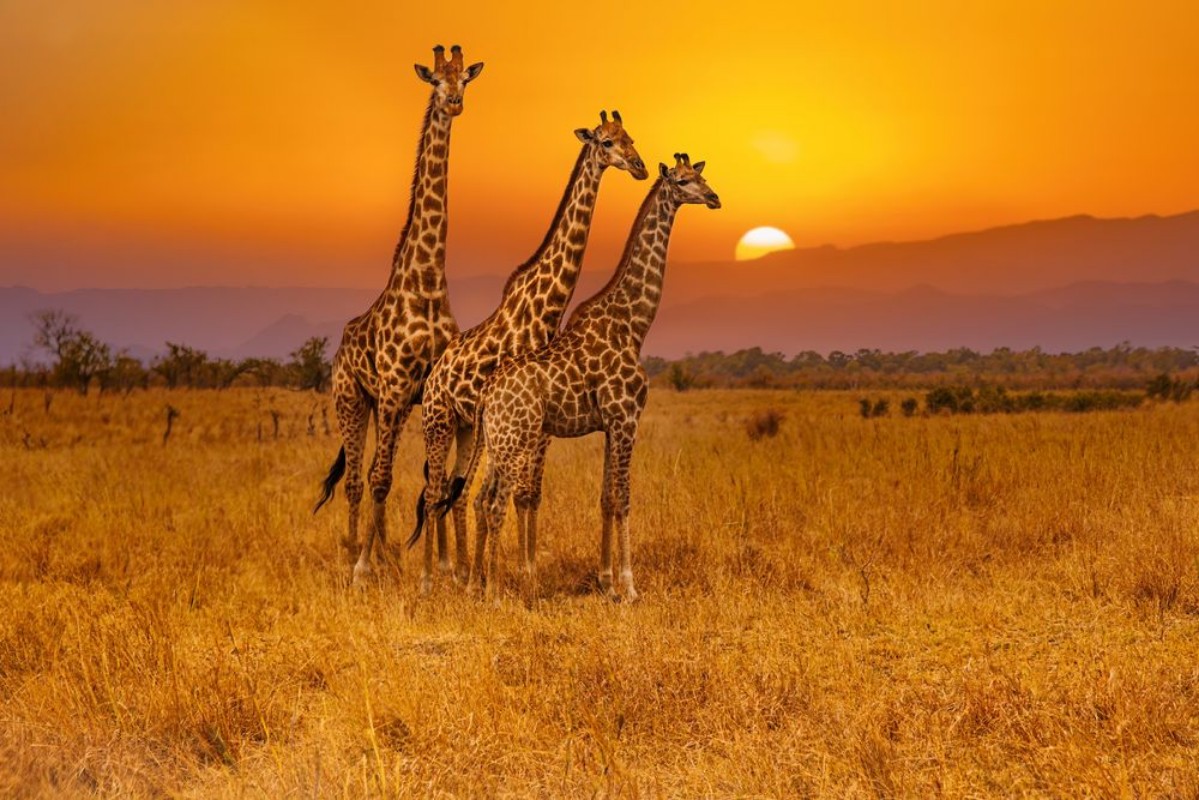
[2,211,1197,362]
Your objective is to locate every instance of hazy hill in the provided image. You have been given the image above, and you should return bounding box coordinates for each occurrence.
[664,211,1199,302]
[645,281,1199,356]
[0,277,506,364]
[3,212,1197,362]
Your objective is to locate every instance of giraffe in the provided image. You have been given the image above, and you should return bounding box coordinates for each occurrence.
[453,154,720,600]
[313,45,483,582]
[407,110,648,593]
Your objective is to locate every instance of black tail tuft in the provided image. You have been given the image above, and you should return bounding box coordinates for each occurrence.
[312,446,346,514]
[406,486,427,549]
[436,475,467,517]
[406,461,431,548]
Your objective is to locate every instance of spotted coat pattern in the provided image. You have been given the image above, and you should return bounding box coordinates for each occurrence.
[324,46,481,581]
[413,113,647,591]
[457,155,721,600]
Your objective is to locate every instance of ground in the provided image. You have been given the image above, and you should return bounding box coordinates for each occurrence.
[2,387,1198,797]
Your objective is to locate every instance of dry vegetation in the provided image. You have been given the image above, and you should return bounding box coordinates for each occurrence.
[2,387,1199,797]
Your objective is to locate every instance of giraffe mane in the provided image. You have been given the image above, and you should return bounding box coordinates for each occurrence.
[391,96,437,268]
[496,140,595,300]
[568,176,667,322]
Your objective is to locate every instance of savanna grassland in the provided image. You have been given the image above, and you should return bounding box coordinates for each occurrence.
[2,387,1199,797]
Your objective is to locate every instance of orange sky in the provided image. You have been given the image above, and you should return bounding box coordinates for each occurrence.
[2,1,1197,290]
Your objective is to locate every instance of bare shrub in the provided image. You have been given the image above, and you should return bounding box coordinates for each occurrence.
[745,408,784,440]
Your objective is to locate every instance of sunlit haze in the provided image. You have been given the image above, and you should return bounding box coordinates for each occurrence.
[2,1,1197,290]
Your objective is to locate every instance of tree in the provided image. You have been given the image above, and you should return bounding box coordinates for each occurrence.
[30,310,113,395]
[153,343,209,389]
[207,358,250,390]
[241,358,288,387]
[289,337,332,392]
[99,354,148,395]
[666,362,695,392]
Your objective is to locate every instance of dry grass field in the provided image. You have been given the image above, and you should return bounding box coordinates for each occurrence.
[2,387,1199,797]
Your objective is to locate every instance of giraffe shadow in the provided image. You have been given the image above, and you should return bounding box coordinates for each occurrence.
[485,552,607,602]
[495,537,715,602]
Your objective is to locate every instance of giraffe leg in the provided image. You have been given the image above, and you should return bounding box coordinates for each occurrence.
[420,411,455,595]
[435,512,451,572]
[603,425,639,602]
[597,441,615,596]
[449,423,475,582]
[334,380,371,566]
[473,466,503,596]
[516,435,550,580]
[356,397,414,583]
[515,497,529,578]
[486,470,513,599]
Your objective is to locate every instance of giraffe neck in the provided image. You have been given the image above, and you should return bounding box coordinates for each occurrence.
[497,143,604,327]
[389,100,453,298]
[595,178,678,350]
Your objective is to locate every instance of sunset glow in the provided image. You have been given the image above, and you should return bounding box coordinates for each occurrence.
[735,227,796,261]
[2,2,1198,292]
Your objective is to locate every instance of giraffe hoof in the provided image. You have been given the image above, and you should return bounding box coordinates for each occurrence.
[620,571,639,603]
[352,561,373,586]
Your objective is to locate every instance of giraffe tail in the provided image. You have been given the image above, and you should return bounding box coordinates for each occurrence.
[406,461,432,549]
[312,446,346,514]
[439,398,487,516]
[436,476,467,517]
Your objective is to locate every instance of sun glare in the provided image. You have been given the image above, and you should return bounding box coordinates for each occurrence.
[735,226,796,261]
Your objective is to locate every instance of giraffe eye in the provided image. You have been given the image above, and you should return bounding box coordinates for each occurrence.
[676,179,690,186]
[602,140,614,148]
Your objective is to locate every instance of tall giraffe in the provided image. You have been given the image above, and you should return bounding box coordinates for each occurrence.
[313,45,483,582]
[455,154,720,600]
[408,110,648,592]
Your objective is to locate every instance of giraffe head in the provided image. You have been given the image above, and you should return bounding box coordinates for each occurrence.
[575,110,649,180]
[659,153,721,209]
[414,44,484,118]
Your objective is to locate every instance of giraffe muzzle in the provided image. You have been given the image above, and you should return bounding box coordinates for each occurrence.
[705,193,721,209]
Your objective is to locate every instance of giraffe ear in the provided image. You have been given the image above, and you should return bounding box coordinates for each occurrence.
[575,128,594,143]
[464,62,484,82]
[659,163,669,178]
[414,64,436,84]
[692,161,706,174]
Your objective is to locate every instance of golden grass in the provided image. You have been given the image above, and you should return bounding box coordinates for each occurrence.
[2,387,1199,797]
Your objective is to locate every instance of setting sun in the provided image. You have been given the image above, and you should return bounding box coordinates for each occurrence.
[735,226,796,261]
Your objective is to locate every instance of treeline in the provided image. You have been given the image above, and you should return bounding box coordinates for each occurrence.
[852,378,1195,420]
[8,310,1199,396]
[644,345,1199,390]
[4,310,332,394]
